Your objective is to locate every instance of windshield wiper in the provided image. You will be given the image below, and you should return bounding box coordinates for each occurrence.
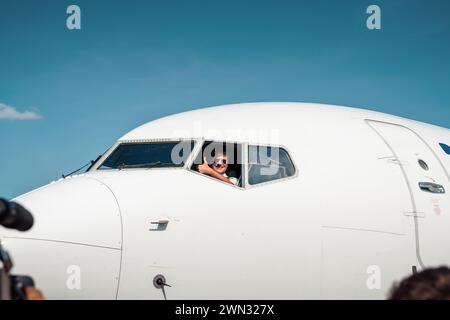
[85,155,103,172]
[117,161,179,170]
[62,155,103,179]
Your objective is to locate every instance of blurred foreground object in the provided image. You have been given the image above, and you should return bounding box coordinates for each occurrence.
[25,286,45,300]
[1,198,43,300]
[0,198,34,231]
[389,266,450,300]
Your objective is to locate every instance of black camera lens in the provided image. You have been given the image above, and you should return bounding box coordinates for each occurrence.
[0,199,34,231]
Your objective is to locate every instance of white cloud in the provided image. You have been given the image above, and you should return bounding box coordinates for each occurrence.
[0,103,43,120]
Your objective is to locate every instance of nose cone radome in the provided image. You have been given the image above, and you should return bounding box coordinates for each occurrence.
[2,175,122,249]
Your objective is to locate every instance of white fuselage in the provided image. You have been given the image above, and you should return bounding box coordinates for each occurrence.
[1,103,449,299]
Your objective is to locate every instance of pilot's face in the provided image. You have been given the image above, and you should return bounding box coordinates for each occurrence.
[212,155,228,174]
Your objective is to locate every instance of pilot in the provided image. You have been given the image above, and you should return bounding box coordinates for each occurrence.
[197,151,239,186]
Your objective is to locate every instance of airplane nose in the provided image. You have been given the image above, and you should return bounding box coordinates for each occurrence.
[1,175,122,249]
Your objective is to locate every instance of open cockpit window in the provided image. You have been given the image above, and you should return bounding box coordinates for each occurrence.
[98,141,195,170]
[248,145,295,185]
[191,141,244,187]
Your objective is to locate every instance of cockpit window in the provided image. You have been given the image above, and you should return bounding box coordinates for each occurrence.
[248,145,295,185]
[191,141,244,187]
[98,141,195,170]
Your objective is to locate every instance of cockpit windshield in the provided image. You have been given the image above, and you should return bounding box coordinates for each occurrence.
[98,141,195,170]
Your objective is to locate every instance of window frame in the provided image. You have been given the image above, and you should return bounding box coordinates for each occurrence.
[90,138,198,172]
[186,139,246,190]
[89,138,298,189]
[245,143,298,189]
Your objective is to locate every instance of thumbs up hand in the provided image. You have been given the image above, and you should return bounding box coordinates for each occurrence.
[198,157,212,174]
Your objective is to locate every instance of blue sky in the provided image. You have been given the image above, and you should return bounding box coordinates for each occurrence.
[1,0,449,199]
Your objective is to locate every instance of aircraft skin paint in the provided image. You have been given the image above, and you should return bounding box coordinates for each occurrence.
[1,102,449,299]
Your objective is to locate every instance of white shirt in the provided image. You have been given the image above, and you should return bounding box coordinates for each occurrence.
[224,173,239,186]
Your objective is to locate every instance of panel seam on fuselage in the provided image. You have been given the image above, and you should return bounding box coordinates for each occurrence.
[83,176,124,300]
[1,236,121,250]
[321,225,404,236]
[364,119,427,269]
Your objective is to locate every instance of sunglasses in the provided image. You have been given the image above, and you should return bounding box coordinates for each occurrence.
[213,159,228,166]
